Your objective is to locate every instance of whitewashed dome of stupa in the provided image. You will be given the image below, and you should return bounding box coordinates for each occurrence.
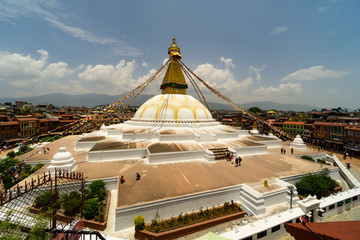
[132,94,214,123]
[47,147,76,174]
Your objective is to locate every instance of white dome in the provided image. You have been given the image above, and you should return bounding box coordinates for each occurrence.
[133,94,213,122]
[52,147,73,162]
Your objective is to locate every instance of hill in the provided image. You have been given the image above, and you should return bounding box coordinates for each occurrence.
[0,94,319,111]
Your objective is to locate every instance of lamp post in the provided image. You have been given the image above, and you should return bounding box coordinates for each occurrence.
[288,185,295,209]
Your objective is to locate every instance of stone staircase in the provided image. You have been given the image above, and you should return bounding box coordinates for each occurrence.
[208,147,231,160]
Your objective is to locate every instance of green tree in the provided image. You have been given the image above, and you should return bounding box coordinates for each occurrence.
[0,211,21,240]
[87,180,106,201]
[295,169,338,198]
[28,214,49,240]
[249,107,262,113]
[84,198,100,220]
[62,191,82,217]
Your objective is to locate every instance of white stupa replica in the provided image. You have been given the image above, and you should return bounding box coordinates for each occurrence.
[290,134,307,150]
[76,38,281,163]
[47,146,76,174]
[250,121,260,134]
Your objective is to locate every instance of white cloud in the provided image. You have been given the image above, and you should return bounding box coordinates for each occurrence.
[194,63,253,93]
[270,26,287,36]
[220,57,235,68]
[281,65,348,82]
[249,65,266,82]
[142,62,149,68]
[0,0,140,56]
[253,82,303,95]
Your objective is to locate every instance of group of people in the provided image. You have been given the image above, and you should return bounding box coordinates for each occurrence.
[281,147,294,155]
[120,172,141,184]
[234,156,242,167]
[43,147,50,154]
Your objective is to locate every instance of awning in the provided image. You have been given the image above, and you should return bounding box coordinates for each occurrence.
[344,146,360,152]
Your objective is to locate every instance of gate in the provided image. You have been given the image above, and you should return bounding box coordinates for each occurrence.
[0,169,86,239]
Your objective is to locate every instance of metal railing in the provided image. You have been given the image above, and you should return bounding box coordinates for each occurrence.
[46,229,106,240]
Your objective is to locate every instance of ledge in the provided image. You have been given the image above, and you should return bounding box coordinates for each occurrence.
[134,210,246,240]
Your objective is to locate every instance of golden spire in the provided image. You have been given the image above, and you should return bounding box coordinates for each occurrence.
[160,38,188,94]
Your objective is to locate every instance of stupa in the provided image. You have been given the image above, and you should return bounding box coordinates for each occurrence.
[47,146,76,174]
[250,121,260,134]
[76,38,281,163]
[290,134,307,150]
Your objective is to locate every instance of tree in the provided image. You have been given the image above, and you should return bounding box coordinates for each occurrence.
[28,214,49,240]
[295,169,338,198]
[249,107,262,113]
[84,198,100,220]
[87,180,106,201]
[62,191,82,217]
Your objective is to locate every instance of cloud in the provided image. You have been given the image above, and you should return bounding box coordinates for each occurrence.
[249,65,266,82]
[253,82,303,95]
[220,57,235,68]
[142,62,149,68]
[0,0,140,56]
[0,49,77,96]
[270,26,287,36]
[45,18,117,45]
[77,60,161,95]
[281,65,348,82]
[194,63,253,93]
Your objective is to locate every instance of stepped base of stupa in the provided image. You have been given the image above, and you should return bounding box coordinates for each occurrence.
[76,121,281,164]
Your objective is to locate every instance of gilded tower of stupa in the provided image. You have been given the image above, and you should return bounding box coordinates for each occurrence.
[160,38,188,95]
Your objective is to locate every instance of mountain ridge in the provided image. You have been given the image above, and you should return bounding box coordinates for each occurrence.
[0,93,320,111]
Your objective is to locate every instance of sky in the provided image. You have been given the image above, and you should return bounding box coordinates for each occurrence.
[0,0,359,109]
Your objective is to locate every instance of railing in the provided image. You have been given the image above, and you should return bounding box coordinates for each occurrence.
[46,229,106,240]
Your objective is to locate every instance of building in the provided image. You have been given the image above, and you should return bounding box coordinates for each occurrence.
[345,125,360,156]
[0,121,20,145]
[283,121,306,136]
[16,117,38,138]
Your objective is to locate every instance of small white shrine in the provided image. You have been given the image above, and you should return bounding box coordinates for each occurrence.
[290,135,307,150]
[47,147,76,174]
[250,121,260,134]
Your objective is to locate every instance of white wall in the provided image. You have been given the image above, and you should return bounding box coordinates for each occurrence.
[114,185,242,231]
[88,149,147,161]
[148,150,204,163]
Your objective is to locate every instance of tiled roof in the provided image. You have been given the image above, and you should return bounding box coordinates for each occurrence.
[314,122,348,127]
[285,221,360,240]
[16,118,37,121]
[283,121,306,125]
[0,121,19,126]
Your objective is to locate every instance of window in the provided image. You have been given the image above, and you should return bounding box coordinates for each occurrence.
[257,231,267,239]
[337,201,344,207]
[353,196,358,201]
[329,204,335,210]
[271,225,281,233]
[243,237,253,240]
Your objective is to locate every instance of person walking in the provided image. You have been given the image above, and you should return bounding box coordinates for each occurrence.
[284,149,286,155]
[281,148,283,155]
[291,148,293,154]
[239,157,242,166]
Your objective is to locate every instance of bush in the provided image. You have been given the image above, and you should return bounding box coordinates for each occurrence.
[31,163,45,174]
[34,191,52,211]
[301,155,315,161]
[295,168,338,198]
[62,191,82,217]
[87,180,106,201]
[6,151,16,158]
[84,198,100,220]
[134,216,145,230]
